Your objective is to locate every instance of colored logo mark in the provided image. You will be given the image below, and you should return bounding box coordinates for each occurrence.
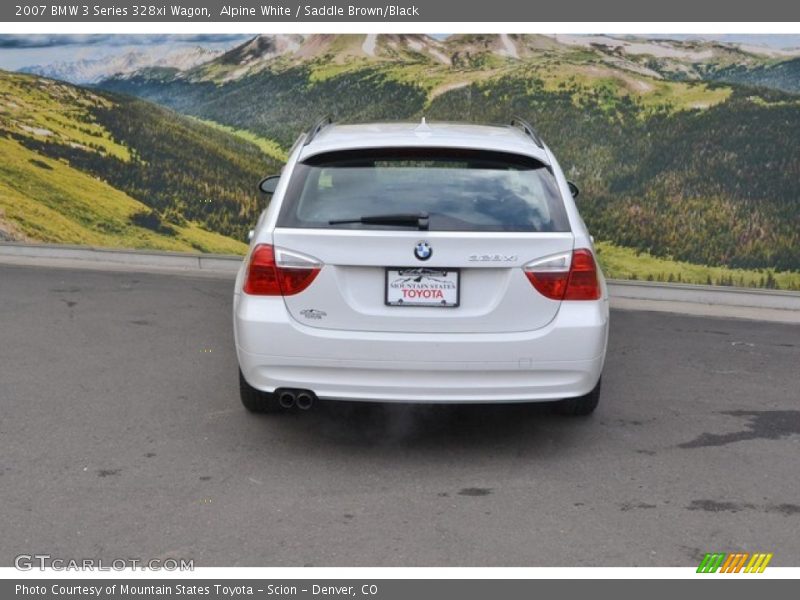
[697,552,773,573]
[414,241,432,261]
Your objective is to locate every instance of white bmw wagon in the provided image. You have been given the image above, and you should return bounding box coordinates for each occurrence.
[233,117,609,415]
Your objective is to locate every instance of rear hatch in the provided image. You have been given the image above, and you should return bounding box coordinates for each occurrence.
[273,147,573,334]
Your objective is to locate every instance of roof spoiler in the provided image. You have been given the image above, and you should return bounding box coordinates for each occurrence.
[303,115,334,146]
[509,116,544,149]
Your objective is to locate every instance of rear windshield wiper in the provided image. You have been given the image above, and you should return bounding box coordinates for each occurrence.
[329,212,429,230]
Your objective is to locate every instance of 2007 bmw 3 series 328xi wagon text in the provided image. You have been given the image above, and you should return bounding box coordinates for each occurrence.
[233,117,609,416]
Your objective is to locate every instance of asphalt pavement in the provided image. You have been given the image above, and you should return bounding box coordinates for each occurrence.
[1,264,799,567]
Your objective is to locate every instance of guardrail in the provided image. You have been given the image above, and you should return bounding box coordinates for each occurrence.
[0,241,242,273]
[2,242,799,321]
[608,279,800,312]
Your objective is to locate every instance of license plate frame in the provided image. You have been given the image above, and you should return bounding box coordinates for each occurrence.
[385,267,460,308]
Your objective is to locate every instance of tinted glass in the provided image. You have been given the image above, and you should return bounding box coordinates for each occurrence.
[277,148,570,232]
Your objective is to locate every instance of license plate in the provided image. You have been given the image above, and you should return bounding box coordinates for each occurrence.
[385,268,460,307]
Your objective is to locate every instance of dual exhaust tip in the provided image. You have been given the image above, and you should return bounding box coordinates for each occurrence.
[277,389,316,410]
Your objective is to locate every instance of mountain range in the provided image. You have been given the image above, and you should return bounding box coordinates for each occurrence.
[19,46,224,84]
[3,34,800,284]
[88,33,800,90]
[22,34,800,91]
[97,34,800,272]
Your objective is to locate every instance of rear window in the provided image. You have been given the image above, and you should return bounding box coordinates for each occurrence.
[277,148,570,232]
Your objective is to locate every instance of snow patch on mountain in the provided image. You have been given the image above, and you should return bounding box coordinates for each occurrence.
[499,34,519,59]
[362,34,378,57]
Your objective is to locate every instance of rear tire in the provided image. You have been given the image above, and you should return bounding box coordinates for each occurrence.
[554,377,601,416]
[239,369,282,413]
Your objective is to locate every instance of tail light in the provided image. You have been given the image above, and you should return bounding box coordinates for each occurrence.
[243,244,321,296]
[523,248,600,301]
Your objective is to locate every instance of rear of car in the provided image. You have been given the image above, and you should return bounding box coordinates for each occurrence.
[234,120,609,414]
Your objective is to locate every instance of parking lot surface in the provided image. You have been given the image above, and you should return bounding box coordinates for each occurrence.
[2,264,799,566]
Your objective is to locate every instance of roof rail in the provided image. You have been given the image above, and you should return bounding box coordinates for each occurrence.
[303,115,334,146]
[509,116,544,149]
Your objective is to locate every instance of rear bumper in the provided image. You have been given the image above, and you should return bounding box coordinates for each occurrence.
[234,295,609,403]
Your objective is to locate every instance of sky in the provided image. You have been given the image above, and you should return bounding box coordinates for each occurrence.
[1,33,799,71]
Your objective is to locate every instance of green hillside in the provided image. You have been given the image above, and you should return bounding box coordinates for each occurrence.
[0,136,244,253]
[596,241,800,290]
[100,36,800,276]
[703,57,800,95]
[0,70,280,252]
[424,75,800,272]
[107,65,428,148]
[5,35,800,289]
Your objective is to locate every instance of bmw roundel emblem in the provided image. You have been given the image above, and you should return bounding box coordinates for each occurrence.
[414,241,432,261]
